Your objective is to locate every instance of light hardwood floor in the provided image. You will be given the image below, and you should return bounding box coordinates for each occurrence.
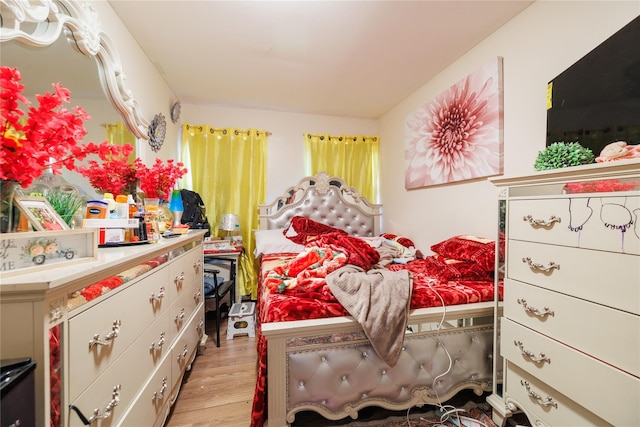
[165,312,257,426]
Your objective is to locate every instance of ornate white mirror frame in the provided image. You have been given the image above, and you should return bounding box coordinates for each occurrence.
[0,0,150,140]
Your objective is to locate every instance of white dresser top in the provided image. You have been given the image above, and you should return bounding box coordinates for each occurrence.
[0,230,206,293]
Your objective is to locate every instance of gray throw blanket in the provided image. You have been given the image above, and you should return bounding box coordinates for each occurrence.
[326,265,412,366]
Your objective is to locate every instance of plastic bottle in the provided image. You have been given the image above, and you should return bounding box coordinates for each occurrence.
[103,193,116,218]
[127,195,137,219]
[115,195,129,219]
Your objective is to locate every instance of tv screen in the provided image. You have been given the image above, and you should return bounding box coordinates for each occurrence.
[546,15,640,157]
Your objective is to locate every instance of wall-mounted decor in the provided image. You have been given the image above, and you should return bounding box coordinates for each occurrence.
[404,57,504,189]
[546,16,639,156]
[148,113,167,152]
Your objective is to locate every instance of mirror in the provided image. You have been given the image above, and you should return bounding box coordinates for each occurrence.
[0,0,149,140]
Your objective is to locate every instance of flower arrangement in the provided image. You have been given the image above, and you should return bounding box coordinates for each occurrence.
[135,158,188,201]
[0,66,122,188]
[76,144,137,195]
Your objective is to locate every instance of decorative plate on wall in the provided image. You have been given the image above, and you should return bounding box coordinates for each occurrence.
[170,101,181,124]
[148,113,166,152]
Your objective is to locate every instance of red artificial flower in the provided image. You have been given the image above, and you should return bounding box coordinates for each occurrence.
[1,66,120,188]
[135,158,188,200]
[76,144,137,195]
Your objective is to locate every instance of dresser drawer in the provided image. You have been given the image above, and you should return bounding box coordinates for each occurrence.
[504,279,640,376]
[167,249,203,302]
[505,363,611,427]
[117,354,172,427]
[171,281,203,335]
[501,318,639,426]
[508,195,640,254]
[70,308,172,402]
[507,239,639,314]
[171,306,204,383]
[68,266,170,395]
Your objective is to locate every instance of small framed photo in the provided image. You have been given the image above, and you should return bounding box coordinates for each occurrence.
[14,196,70,231]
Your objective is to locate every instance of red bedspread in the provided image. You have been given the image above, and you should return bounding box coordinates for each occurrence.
[250,238,502,427]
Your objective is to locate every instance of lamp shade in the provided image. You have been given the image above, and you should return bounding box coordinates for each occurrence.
[219,213,238,232]
[168,189,184,212]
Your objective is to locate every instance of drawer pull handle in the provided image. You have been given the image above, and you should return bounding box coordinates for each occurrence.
[515,340,551,364]
[69,384,121,424]
[194,259,202,274]
[197,318,205,332]
[175,308,186,323]
[517,298,554,318]
[520,380,557,409]
[522,257,560,273]
[523,214,561,228]
[150,287,165,302]
[177,344,188,361]
[152,377,168,401]
[150,332,166,352]
[193,290,202,302]
[174,273,184,289]
[89,320,121,349]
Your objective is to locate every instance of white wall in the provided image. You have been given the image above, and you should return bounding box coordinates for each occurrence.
[378,1,639,252]
[91,1,179,164]
[86,1,638,254]
[181,104,377,203]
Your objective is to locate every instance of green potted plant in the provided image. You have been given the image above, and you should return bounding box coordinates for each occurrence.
[534,141,595,170]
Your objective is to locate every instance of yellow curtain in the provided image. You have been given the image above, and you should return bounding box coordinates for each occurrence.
[303,133,380,202]
[181,124,268,300]
[105,122,136,162]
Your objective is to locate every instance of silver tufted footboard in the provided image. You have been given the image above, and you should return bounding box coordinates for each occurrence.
[262,301,500,426]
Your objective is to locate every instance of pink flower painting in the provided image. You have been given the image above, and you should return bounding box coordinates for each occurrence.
[405,57,504,189]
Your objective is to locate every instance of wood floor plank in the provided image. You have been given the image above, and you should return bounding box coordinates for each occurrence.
[166,314,256,426]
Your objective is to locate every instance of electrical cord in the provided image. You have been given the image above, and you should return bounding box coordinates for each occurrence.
[402,277,490,427]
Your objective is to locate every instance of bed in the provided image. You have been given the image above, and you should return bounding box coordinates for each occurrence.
[251,172,502,427]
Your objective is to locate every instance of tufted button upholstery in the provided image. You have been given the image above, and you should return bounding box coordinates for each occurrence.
[287,327,495,416]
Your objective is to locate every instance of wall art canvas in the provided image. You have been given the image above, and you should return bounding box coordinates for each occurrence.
[404,57,504,189]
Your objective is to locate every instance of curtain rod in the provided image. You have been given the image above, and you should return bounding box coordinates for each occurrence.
[304,133,378,142]
[185,124,271,136]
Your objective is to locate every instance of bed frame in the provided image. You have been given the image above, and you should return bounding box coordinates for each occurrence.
[258,172,499,426]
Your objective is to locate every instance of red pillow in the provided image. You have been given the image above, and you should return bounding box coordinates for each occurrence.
[430,235,496,271]
[422,255,493,282]
[284,216,347,244]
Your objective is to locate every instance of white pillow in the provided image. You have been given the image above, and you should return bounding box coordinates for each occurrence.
[253,228,305,258]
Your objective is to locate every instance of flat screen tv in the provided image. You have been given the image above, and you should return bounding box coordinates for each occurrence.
[546,15,640,156]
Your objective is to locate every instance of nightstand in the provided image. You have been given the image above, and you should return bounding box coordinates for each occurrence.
[203,247,243,304]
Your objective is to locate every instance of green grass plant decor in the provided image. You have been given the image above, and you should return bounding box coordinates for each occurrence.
[534,141,595,171]
[45,190,85,227]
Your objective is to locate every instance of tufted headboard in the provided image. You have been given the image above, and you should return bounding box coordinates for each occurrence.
[258,172,382,237]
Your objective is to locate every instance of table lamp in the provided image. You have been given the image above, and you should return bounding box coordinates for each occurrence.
[169,189,184,226]
[219,213,238,240]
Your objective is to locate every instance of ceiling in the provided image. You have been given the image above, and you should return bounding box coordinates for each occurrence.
[109,0,534,119]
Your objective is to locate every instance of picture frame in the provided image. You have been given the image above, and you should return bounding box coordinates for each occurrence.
[13,196,70,231]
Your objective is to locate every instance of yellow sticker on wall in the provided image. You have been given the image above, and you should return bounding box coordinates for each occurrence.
[546,82,553,110]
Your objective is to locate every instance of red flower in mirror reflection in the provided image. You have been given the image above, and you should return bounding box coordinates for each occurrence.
[76,144,136,195]
[404,58,503,189]
[0,66,123,188]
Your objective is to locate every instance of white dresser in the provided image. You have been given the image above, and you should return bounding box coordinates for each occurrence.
[0,230,206,427]
[488,160,640,427]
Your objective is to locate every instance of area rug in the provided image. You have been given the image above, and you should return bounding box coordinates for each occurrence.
[291,391,498,427]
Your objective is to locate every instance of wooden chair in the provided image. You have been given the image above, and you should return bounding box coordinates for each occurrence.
[203,257,236,347]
